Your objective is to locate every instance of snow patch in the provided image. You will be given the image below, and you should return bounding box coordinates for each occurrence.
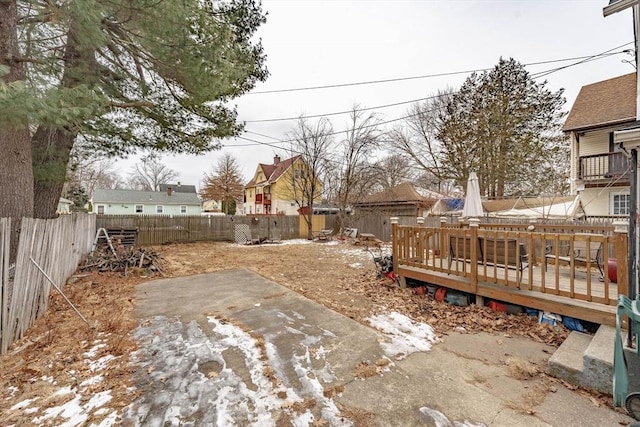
[367,312,437,359]
[419,406,486,427]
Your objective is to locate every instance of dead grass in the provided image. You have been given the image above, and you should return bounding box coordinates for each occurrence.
[353,361,381,379]
[505,356,541,380]
[0,240,572,424]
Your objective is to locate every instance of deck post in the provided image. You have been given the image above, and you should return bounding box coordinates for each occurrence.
[391,217,405,288]
[439,217,447,259]
[614,221,629,299]
[469,218,480,293]
[614,220,631,346]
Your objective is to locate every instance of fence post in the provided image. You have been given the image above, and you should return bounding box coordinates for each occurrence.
[469,218,480,294]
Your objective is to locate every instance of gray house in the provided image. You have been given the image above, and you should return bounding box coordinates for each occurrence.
[92,188,201,215]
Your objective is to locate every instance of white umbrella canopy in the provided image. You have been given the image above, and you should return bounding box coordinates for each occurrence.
[462,172,484,218]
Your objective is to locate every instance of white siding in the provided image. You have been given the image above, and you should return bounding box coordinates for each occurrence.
[579,187,631,217]
[578,130,610,157]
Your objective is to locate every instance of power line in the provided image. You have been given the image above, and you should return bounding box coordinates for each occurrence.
[230,42,635,150]
[241,44,633,124]
[244,95,439,123]
[246,46,633,95]
[532,42,631,79]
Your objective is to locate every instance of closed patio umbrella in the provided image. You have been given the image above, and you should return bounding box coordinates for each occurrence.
[462,172,484,218]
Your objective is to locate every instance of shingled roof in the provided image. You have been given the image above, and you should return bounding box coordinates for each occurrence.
[93,189,200,205]
[246,155,301,187]
[563,73,636,132]
[158,183,197,194]
[358,183,439,206]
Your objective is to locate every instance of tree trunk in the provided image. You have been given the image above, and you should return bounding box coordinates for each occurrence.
[32,127,75,218]
[306,211,313,240]
[32,15,86,218]
[0,0,34,259]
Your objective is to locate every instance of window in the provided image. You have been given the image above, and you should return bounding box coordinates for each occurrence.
[156,205,164,214]
[135,205,143,213]
[611,193,631,215]
[180,205,187,214]
[97,205,105,214]
[294,169,302,179]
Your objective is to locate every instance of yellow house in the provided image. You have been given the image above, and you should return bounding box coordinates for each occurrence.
[244,155,321,215]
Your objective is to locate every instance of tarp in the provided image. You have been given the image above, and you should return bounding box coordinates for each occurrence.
[488,195,585,220]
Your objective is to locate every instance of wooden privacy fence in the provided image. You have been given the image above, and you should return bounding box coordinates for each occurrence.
[0,214,95,355]
[96,214,302,246]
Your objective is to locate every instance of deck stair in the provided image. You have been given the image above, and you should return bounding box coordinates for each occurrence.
[548,325,620,393]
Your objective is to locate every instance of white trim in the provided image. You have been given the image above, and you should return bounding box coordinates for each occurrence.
[135,204,143,213]
[97,205,105,214]
[156,205,164,214]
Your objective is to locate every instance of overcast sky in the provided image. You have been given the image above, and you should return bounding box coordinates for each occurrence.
[115,0,636,188]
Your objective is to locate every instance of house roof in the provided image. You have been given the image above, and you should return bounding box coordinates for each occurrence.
[246,155,301,187]
[92,189,201,205]
[158,183,197,193]
[563,73,636,132]
[357,183,440,206]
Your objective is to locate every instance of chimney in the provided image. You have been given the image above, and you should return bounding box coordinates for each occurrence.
[274,155,281,165]
[167,186,173,196]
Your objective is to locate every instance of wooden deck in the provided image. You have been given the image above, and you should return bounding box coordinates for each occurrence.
[392,223,628,326]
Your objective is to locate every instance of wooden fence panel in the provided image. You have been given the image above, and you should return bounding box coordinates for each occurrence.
[0,218,10,355]
[0,214,95,354]
[96,214,303,245]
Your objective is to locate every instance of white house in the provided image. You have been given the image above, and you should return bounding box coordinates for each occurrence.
[91,187,201,215]
[563,73,635,218]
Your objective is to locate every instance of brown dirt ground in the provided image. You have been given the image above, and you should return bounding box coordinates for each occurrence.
[0,240,586,425]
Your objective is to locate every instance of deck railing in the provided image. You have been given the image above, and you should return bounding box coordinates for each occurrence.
[579,152,630,184]
[392,223,628,307]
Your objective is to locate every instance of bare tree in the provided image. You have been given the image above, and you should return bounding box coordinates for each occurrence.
[370,154,416,191]
[328,106,381,229]
[287,117,333,239]
[200,152,244,215]
[127,156,179,191]
[66,146,123,195]
[387,89,454,185]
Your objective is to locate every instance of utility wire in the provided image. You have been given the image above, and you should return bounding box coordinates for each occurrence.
[244,95,440,123]
[242,45,633,124]
[246,45,633,95]
[228,42,634,154]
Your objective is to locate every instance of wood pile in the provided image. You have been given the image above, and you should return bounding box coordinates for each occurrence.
[81,247,164,275]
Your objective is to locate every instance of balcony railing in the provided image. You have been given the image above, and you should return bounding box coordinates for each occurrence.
[263,193,271,205]
[255,194,263,203]
[579,152,630,184]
